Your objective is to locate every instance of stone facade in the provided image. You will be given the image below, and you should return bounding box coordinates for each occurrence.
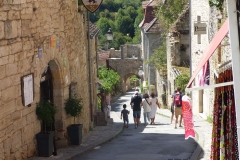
[166,5,190,108]
[139,0,162,96]
[98,44,143,94]
[0,1,98,159]
[190,1,230,118]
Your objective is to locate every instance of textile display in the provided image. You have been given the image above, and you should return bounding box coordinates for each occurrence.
[210,69,239,160]
[182,95,195,139]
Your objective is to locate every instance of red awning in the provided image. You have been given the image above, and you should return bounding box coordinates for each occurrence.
[186,19,229,88]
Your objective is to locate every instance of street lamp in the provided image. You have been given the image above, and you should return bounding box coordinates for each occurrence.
[106,28,113,42]
[105,28,113,68]
[138,66,144,92]
[138,66,144,77]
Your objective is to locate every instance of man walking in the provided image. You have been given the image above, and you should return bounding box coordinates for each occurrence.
[130,91,142,129]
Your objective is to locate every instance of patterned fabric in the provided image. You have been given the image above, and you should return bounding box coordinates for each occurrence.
[211,93,221,159]
[182,95,195,139]
[220,93,226,160]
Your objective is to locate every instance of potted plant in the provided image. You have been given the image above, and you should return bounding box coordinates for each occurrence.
[65,95,83,145]
[35,99,57,157]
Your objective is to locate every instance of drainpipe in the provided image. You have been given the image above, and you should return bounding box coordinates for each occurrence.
[87,11,93,123]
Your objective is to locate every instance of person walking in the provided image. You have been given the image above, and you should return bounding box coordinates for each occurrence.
[97,90,106,112]
[149,92,159,125]
[173,86,183,129]
[130,91,142,129]
[105,91,111,118]
[170,90,177,124]
[121,104,130,128]
[141,93,152,125]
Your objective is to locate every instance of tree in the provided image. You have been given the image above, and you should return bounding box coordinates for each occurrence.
[98,66,120,93]
[155,0,188,32]
[175,74,190,93]
[96,17,111,35]
[116,16,134,36]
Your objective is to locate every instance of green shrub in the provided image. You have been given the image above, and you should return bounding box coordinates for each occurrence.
[65,95,83,124]
[36,100,57,133]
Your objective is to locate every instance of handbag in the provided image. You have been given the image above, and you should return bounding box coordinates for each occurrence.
[145,98,152,112]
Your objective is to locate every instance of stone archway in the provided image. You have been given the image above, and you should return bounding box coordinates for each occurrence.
[32,35,70,148]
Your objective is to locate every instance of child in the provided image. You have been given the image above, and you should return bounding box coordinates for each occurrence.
[121,104,130,128]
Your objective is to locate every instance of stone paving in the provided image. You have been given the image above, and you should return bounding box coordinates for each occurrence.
[157,108,212,160]
[27,96,213,160]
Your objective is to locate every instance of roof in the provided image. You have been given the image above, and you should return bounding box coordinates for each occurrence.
[144,18,161,32]
[139,0,161,33]
[139,1,155,28]
[87,21,100,39]
[98,50,110,61]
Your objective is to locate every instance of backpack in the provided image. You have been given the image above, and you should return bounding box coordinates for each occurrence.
[174,93,182,107]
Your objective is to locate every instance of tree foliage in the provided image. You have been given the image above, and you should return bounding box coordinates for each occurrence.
[65,95,83,124]
[155,0,188,32]
[146,41,167,77]
[98,66,120,92]
[90,0,144,49]
[147,0,188,78]
[175,74,190,93]
[129,75,139,84]
[209,0,224,11]
[36,100,57,133]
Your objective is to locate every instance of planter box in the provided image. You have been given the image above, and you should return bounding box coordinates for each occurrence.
[67,124,83,145]
[36,132,54,157]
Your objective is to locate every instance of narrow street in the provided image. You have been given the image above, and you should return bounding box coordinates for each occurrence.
[73,90,197,160]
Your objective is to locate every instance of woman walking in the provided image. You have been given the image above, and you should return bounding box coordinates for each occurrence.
[142,93,152,125]
[149,92,159,124]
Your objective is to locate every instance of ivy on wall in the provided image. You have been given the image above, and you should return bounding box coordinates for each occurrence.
[209,0,225,11]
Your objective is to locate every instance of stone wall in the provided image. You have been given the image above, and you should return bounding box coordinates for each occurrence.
[0,1,95,159]
[166,6,190,108]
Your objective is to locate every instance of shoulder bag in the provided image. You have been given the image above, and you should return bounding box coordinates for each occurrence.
[145,98,152,112]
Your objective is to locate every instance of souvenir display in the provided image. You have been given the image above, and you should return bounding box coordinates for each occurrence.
[210,69,239,160]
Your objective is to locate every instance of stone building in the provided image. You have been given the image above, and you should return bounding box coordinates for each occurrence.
[166,5,190,107]
[98,44,142,94]
[139,0,162,97]
[189,0,223,118]
[0,1,99,159]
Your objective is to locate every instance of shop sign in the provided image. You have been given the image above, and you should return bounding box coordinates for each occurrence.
[194,22,207,35]
[81,0,103,13]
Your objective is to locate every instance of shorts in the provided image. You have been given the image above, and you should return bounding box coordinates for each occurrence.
[175,107,182,116]
[123,117,129,123]
[133,111,141,118]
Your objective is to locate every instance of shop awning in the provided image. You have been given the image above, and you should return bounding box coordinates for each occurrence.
[186,19,229,89]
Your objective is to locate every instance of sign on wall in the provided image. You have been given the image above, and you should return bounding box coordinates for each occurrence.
[21,73,34,106]
[81,0,103,13]
[194,23,207,35]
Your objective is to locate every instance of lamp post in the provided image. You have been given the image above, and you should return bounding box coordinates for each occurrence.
[138,66,144,92]
[105,28,113,69]
[105,28,113,50]
[138,66,144,77]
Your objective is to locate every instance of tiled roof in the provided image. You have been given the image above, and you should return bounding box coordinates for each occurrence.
[145,18,161,32]
[98,50,110,61]
[87,21,100,39]
[139,0,156,28]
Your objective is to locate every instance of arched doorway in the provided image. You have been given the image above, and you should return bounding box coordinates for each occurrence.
[40,65,54,131]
